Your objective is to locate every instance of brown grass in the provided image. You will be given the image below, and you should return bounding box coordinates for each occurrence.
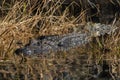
[0,0,120,79]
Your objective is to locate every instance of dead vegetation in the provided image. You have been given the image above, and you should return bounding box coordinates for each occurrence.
[0,0,120,79]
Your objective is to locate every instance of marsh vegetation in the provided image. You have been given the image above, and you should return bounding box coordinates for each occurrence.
[0,0,120,80]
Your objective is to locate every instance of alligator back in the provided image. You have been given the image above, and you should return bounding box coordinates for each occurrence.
[15,23,117,56]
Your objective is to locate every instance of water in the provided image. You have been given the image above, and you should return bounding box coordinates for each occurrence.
[0,54,120,80]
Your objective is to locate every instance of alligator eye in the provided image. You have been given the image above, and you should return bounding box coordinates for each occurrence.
[57,42,63,47]
[31,41,41,46]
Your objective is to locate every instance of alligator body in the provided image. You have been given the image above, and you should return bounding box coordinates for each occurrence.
[15,33,91,56]
[15,23,117,56]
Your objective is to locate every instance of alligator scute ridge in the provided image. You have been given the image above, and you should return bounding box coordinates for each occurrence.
[15,22,118,56]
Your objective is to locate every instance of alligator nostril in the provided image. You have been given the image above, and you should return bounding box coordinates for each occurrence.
[14,48,23,55]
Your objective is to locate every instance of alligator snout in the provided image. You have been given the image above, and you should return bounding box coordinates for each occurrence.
[14,48,24,55]
[15,47,38,56]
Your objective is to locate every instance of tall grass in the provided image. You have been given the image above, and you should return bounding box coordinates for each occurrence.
[0,0,120,80]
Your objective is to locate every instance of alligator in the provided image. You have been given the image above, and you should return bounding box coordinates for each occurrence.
[15,22,117,56]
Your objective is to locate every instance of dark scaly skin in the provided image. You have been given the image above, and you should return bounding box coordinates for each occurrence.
[15,33,91,56]
[15,23,117,56]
